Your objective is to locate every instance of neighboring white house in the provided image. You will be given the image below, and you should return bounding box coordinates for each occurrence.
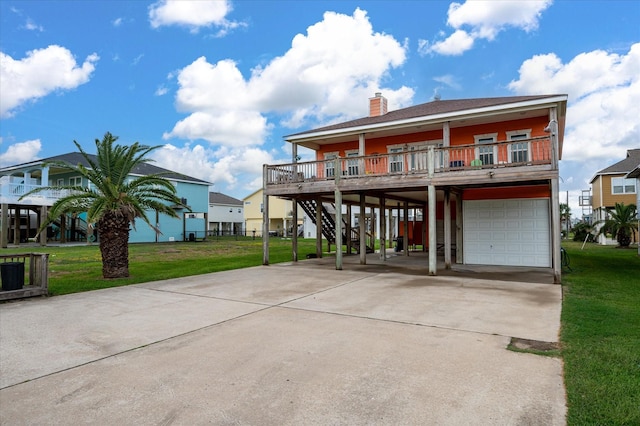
[208,192,244,236]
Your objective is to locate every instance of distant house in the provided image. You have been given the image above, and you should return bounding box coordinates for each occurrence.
[0,152,211,246]
[208,192,244,236]
[590,148,640,245]
[243,188,303,237]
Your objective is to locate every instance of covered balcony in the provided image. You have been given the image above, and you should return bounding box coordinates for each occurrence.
[265,135,557,196]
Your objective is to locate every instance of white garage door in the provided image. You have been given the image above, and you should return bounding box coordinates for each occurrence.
[463,199,550,267]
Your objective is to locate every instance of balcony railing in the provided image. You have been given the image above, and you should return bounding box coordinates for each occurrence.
[267,136,553,185]
[0,176,71,204]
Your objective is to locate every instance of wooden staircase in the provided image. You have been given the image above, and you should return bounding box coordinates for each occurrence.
[298,200,374,253]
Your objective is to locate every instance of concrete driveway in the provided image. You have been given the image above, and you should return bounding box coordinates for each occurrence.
[0,254,565,425]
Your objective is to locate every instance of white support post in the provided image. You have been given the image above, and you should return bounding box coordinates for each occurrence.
[380,196,386,261]
[428,185,437,275]
[360,194,367,264]
[292,198,298,262]
[551,178,562,283]
[334,157,343,270]
[262,165,270,265]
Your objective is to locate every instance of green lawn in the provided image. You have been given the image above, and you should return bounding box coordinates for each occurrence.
[1,237,321,295]
[561,241,640,425]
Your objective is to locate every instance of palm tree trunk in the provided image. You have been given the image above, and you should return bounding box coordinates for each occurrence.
[98,213,131,278]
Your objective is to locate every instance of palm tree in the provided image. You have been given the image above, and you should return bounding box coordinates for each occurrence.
[594,202,638,248]
[21,132,186,278]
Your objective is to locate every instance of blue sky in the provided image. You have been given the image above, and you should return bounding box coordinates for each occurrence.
[1,0,638,217]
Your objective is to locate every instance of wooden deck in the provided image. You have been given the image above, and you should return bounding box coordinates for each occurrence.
[266,137,557,197]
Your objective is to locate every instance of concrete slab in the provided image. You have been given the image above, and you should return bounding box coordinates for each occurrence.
[0,260,565,425]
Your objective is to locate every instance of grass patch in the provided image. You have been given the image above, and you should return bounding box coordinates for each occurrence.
[1,237,321,295]
[561,242,640,425]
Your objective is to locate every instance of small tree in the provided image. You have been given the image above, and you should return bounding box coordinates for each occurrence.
[594,202,638,248]
[21,132,186,278]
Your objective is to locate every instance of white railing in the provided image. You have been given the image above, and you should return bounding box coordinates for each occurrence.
[266,136,553,185]
[0,180,71,203]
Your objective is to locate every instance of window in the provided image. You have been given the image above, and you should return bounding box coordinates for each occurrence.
[69,176,82,187]
[507,130,531,164]
[474,134,497,166]
[324,152,338,177]
[612,177,636,194]
[345,150,360,176]
[56,178,64,186]
[388,145,404,173]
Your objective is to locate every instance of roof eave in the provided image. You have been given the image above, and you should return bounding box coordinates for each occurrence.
[285,95,568,144]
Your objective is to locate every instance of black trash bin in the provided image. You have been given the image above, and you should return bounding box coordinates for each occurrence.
[1,262,25,291]
[395,236,404,252]
[189,233,195,242]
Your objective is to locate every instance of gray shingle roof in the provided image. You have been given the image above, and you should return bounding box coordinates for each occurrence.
[209,192,243,205]
[595,149,640,175]
[287,95,565,137]
[2,152,211,185]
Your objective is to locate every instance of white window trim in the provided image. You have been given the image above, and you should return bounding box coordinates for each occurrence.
[387,144,406,173]
[324,151,338,177]
[474,133,498,166]
[506,129,532,164]
[611,177,637,194]
[345,149,360,176]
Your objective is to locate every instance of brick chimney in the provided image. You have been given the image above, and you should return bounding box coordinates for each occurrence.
[369,92,387,117]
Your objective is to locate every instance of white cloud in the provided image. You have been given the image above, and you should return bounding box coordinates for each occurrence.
[163,8,413,146]
[24,18,44,32]
[427,0,552,55]
[508,43,640,160]
[0,45,99,118]
[151,143,279,194]
[509,43,640,207]
[434,74,462,90]
[112,17,123,27]
[155,85,169,96]
[148,0,243,35]
[0,139,41,167]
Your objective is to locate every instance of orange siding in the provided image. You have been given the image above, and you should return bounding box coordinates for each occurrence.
[463,185,550,200]
[316,116,549,161]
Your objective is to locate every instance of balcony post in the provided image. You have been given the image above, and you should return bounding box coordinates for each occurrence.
[428,146,435,178]
[549,107,559,170]
[551,177,562,283]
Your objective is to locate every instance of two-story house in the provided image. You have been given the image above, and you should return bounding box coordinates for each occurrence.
[590,148,640,245]
[243,189,304,238]
[208,192,244,236]
[262,93,568,283]
[0,152,211,247]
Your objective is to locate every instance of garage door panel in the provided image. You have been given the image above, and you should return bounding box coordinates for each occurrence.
[463,199,550,267]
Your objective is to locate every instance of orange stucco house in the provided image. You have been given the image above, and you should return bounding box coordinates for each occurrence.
[263,94,568,283]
